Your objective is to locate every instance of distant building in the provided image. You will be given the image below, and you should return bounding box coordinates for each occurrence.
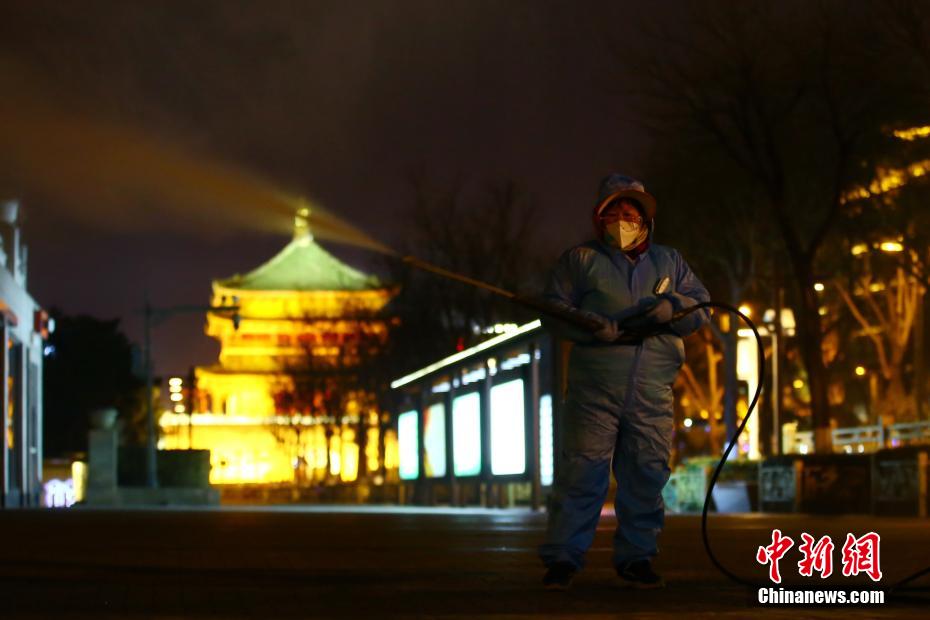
[0,200,48,508]
[159,209,400,492]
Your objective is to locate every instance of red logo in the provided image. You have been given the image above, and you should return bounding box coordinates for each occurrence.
[758,530,882,582]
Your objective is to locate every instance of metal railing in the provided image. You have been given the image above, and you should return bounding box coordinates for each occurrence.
[833,424,884,454]
[786,421,930,454]
[888,421,930,447]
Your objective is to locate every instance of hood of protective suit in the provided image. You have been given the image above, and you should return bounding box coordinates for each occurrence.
[592,173,657,247]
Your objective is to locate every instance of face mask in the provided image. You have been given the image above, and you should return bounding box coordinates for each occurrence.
[604,220,647,250]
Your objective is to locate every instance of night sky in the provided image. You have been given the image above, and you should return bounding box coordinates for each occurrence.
[1,0,650,377]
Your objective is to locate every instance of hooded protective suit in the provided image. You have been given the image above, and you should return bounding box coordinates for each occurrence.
[538,225,711,570]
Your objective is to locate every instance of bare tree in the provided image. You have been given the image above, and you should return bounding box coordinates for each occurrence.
[619,1,928,451]
[836,265,922,422]
[643,134,773,447]
[269,293,397,486]
[675,329,725,453]
[382,174,547,378]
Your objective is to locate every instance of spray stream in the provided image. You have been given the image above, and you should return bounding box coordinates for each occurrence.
[0,71,392,250]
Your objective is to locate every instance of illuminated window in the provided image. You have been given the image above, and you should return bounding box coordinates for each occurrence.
[329,432,342,477]
[539,394,554,487]
[71,461,87,502]
[398,410,419,480]
[383,429,399,471]
[365,427,380,473]
[452,393,481,476]
[340,428,359,482]
[43,479,76,508]
[423,403,446,478]
[490,379,526,476]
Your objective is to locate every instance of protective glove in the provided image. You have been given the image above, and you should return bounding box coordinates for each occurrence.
[646,297,675,323]
[621,296,675,330]
[593,317,620,342]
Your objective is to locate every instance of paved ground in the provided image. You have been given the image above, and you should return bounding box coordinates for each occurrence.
[0,506,927,618]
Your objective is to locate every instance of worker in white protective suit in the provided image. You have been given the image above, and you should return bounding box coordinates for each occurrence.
[539,174,711,590]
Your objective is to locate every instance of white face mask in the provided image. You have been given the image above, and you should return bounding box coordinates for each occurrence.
[605,220,647,250]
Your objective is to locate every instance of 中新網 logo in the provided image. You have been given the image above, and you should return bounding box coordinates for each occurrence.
[756,530,882,583]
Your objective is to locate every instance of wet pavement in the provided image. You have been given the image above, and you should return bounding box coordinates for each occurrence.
[0,505,927,618]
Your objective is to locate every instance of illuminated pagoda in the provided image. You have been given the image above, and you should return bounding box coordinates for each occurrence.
[160,209,400,492]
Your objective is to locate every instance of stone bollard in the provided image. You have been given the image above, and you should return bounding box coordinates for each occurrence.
[85,408,119,505]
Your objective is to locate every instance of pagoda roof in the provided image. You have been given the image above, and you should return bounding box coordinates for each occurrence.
[216,232,383,292]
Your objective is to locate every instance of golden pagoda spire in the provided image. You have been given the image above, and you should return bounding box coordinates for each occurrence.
[294,205,312,242]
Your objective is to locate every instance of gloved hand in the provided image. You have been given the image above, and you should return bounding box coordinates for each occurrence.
[621,296,675,330]
[645,297,674,323]
[593,317,620,342]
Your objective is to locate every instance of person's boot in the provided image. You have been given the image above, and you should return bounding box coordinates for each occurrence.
[543,561,577,591]
[616,559,665,589]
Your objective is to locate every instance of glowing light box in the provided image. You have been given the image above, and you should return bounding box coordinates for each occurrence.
[398,410,419,480]
[452,392,481,476]
[490,379,526,476]
[539,394,554,487]
[423,403,447,478]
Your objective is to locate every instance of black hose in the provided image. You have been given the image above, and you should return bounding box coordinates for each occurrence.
[671,301,929,597]
[681,301,767,589]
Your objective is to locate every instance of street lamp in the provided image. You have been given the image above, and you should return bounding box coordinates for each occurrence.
[762,303,795,456]
[168,376,192,447]
[142,297,239,488]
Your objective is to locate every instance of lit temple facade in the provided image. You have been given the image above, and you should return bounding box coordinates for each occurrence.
[1,200,47,508]
[159,210,400,489]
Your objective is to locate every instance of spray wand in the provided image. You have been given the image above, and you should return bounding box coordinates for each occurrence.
[401,255,602,331]
[402,255,660,343]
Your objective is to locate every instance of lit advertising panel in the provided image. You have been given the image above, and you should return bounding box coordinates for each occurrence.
[452,392,481,476]
[490,379,526,475]
[398,410,419,480]
[423,402,447,478]
[539,394,553,486]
